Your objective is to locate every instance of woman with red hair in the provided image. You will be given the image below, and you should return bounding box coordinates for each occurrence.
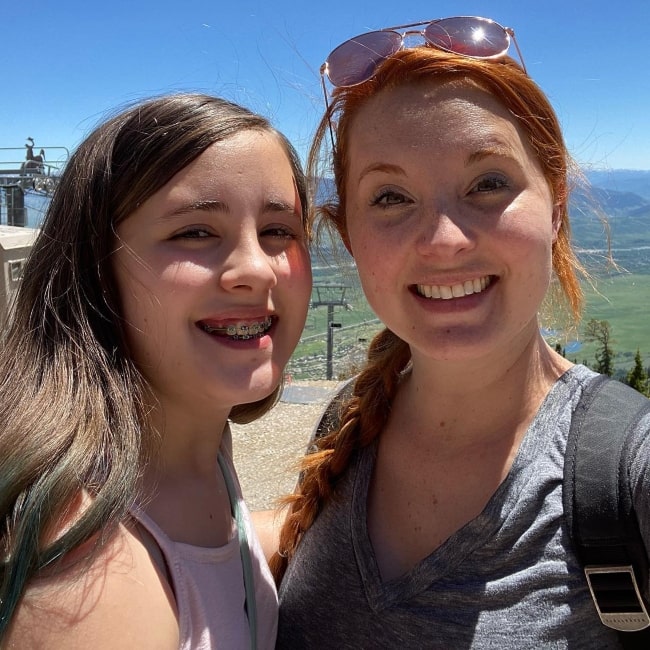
[272,17,650,648]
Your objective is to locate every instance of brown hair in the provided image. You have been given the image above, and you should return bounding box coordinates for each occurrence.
[271,47,585,581]
[0,93,307,635]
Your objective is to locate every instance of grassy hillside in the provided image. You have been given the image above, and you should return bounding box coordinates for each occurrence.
[574,273,650,373]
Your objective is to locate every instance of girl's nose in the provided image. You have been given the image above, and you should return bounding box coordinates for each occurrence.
[219,234,277,292]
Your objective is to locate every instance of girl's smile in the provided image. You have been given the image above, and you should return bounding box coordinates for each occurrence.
[198,315,274,340]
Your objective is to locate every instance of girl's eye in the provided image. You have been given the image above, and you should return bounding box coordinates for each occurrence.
[472,175,509,193]
[370,190,410,207]
[262,225,297,240]
[172,227,212,240]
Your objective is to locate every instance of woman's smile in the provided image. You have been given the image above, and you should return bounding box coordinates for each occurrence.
[414,275,493,300]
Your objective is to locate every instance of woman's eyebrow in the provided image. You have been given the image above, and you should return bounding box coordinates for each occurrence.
[466,141,517,166]
[357,162,406,182]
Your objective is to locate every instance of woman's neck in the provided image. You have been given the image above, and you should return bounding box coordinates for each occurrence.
[396,334,572,449]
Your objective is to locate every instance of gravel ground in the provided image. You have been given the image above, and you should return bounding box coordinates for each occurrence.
[230,380,342,510]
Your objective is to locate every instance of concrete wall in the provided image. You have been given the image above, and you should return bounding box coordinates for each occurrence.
[0,225,38,321]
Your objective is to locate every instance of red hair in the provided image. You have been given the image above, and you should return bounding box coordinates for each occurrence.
[270,47,585,581]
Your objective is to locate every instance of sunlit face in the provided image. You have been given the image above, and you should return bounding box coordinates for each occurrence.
[343,80,560,365]
[113,130,312,421]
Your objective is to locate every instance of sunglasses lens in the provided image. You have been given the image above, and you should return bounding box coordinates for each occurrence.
[326,31,402,87]
[424,17,509,58]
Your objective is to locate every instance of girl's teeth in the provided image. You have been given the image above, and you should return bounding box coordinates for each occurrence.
[203,317,272,339]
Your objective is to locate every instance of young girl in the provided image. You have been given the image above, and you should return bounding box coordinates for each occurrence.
[273,16,650,648]
[0,93,312,648]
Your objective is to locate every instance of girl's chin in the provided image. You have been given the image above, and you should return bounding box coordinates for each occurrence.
[238,369,285,398]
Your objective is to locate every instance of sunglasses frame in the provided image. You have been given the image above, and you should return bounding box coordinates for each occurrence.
[319,16,527,150]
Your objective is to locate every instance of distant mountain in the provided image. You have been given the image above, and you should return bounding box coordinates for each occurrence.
[314,175,336,204]
[569,185,650,250]
[585,169,650,201]
[582,185,649,215]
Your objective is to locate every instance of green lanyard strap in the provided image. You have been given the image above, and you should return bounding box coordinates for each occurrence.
[218,452,258,650]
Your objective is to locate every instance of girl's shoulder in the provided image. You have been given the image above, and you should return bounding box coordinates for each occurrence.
[5,520,179,649]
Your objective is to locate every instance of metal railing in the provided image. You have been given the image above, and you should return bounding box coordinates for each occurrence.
[0,144,68,227]
[0,145,69,193]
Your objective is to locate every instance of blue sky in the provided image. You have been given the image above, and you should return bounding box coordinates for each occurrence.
[4,0,650,172]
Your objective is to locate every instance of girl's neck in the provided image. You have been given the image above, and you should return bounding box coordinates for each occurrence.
[138,412,235,548]
[144,401,232,480]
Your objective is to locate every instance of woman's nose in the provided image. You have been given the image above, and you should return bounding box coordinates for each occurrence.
[415,206,476,257]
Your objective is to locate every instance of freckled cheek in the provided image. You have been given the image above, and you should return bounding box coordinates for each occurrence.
[158,263,215,288]
[276,246,312,287]
[352,243,389,288]
[514,232,554,271]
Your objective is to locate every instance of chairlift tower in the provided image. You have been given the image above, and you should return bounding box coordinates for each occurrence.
[311,283,352,380]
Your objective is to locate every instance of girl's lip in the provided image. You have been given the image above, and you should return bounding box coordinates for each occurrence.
[197,315,275,339]
[198,311,273,327]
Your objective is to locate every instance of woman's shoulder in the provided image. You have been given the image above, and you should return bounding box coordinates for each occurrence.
[5,520,179,649]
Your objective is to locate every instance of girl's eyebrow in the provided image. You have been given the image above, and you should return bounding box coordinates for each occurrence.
[165,200,229,218]
[163,198,298,219]
[265,199,297,213]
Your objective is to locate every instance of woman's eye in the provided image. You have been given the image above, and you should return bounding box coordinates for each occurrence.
[370,190,409,207]
[472,175,509,193]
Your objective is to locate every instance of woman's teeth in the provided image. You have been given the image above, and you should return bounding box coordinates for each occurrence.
[201,316,273,340]
[417,276,491,300]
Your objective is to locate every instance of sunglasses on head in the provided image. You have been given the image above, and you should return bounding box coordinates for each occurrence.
[320,16,526,91]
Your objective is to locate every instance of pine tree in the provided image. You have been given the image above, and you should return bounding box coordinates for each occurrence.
[626,349,649,397]
[584,319,615,376]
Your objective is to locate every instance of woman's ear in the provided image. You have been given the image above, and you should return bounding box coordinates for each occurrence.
[332,213,353,257]
[340,229,353,257]
[551,205,562,242]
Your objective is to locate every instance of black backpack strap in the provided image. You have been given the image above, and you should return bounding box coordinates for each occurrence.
[563,374,650,645]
